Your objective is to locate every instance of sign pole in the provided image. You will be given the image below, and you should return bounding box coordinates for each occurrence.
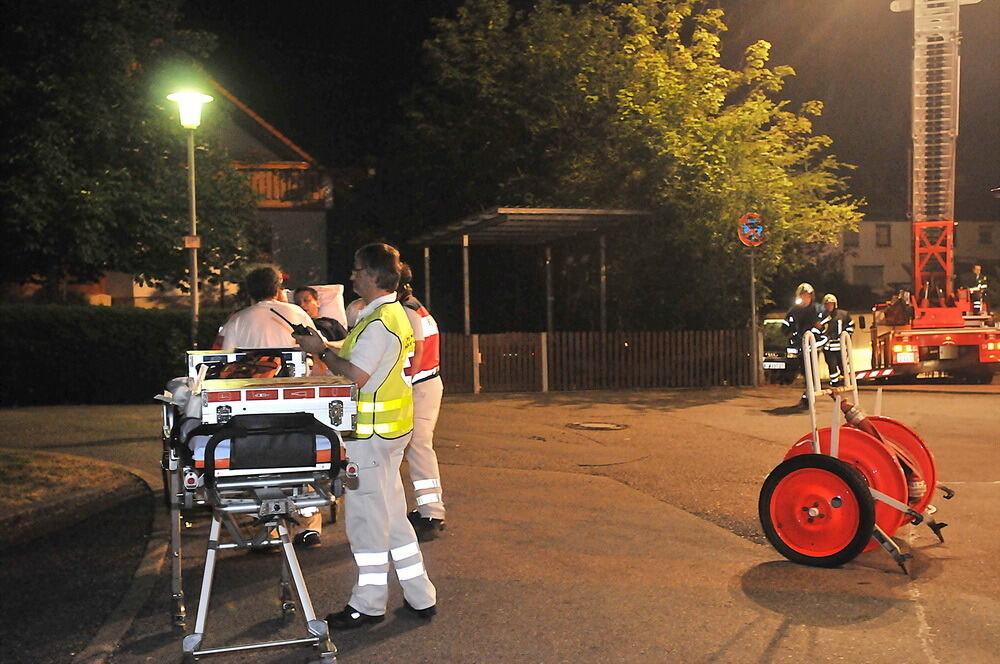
[749,247,759,386]
[738,212,765,387]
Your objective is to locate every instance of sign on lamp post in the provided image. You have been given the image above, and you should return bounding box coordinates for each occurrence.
[166,91,213,348]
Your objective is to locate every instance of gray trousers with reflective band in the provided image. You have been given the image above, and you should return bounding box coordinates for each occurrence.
[406,375,445,519]
[823,349,845,386]
[344,433,436,615]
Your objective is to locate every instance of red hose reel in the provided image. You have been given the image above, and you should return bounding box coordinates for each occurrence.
[758,332,954,574]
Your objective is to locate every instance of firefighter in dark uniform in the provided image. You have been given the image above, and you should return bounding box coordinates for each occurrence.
[819,293,854,387]
[783,283,825,407]
[967,264,989,315]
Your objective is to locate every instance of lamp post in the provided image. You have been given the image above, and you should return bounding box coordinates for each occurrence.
[166,90,213,348]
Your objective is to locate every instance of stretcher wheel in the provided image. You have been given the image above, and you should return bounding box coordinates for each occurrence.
[786,428,909,549]
[759,454,876,567]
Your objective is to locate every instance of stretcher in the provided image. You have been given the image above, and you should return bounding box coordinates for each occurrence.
[158,349,358,663]
[758,332,954,575]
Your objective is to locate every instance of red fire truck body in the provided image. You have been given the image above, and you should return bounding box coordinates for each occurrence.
[871,300,1000,380]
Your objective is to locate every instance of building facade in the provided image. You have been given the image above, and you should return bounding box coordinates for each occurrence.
[843,218,998,294]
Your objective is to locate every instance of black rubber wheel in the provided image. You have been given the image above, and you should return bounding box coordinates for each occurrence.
[759,454,876,568]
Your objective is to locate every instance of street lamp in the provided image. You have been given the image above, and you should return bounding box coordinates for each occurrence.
[166,90,213,348]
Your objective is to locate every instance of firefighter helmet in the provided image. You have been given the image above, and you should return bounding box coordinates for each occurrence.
[794,282,815,306]
[823,293,838,306]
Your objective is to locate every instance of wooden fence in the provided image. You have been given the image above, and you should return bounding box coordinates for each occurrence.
[439,330,755,393]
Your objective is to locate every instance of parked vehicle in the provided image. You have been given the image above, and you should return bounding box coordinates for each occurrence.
[761,318,798,384]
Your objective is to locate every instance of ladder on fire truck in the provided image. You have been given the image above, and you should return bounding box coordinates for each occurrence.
[890,0,981,301]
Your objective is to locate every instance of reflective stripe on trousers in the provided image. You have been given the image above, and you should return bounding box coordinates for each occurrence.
[406,375,445,520]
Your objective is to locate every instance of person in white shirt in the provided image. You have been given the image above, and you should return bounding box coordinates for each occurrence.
[219,266,318,350]
[218,265,325,548]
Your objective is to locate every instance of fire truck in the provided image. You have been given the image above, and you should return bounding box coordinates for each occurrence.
[868,0,999,382]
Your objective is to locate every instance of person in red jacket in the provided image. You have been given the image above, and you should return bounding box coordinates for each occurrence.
[397,263,446,540]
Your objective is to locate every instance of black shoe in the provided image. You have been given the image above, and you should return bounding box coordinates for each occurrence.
[407,510,445,542]
[326,605,384,630]
[294,529,322,548]
[403,599,437,619]
[796,397,809,409]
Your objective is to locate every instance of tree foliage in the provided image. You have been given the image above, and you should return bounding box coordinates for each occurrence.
[401,0,864,329]
[0,0,266,295]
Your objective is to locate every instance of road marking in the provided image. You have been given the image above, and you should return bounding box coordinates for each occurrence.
[937,480,1000,485]
[906,528,941,664]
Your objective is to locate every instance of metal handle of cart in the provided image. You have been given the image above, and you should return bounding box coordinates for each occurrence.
[802,330,859,458]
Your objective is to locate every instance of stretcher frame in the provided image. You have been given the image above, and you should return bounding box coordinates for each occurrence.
[161,371,353,664]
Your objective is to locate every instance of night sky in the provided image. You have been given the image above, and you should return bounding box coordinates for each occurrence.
[180,0,999,223]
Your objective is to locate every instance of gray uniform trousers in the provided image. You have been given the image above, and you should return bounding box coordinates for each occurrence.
[406,375,446,520]
[344,432,437,615]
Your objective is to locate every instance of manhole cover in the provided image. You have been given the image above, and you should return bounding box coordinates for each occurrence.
[566,422,628,431]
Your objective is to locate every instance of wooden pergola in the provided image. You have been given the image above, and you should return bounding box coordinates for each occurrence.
[408,207,650,334]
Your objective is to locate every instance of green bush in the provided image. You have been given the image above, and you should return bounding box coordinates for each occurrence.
[0,305,232,406]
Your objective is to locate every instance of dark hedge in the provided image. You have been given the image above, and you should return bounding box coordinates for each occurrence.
[0,305,232,406]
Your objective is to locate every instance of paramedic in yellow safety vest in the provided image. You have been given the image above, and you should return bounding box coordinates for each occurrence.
[293,242,437,630]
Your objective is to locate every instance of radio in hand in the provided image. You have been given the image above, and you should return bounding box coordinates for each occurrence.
[270,308,313,337]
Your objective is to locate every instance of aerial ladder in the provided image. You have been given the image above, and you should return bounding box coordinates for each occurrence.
[869,0,999,381]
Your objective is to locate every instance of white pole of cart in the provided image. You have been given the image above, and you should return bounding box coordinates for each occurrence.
[803,332,821,453]
[830,393,841,459]
[840,331,860,405]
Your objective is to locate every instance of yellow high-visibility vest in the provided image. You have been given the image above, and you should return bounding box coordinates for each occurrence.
[339,299,414,439]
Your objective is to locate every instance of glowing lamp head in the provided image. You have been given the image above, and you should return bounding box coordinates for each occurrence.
[167,91,214,129]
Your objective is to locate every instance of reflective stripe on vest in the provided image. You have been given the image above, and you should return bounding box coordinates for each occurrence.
[339,300,414,439]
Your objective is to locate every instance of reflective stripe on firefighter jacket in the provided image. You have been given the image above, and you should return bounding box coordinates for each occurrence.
[782,303,826,351]
[402,295,441,384]
[819,309,854,351]
[339,301,414,439]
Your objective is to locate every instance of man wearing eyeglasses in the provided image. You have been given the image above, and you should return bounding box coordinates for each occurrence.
[294,243,437,629]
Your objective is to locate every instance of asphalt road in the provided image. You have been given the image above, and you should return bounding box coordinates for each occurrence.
[2,384,998,663]
[0,488,153,664]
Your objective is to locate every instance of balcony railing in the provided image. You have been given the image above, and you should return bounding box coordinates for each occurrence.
[233,161,331,209]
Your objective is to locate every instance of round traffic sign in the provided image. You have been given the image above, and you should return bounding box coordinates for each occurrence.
[739,213,765,247]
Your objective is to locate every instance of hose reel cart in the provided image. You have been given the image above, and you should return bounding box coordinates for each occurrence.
[758,332,954,574]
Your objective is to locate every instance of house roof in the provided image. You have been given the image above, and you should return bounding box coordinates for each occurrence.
[408,208,651,246]
[208,78,323,168]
